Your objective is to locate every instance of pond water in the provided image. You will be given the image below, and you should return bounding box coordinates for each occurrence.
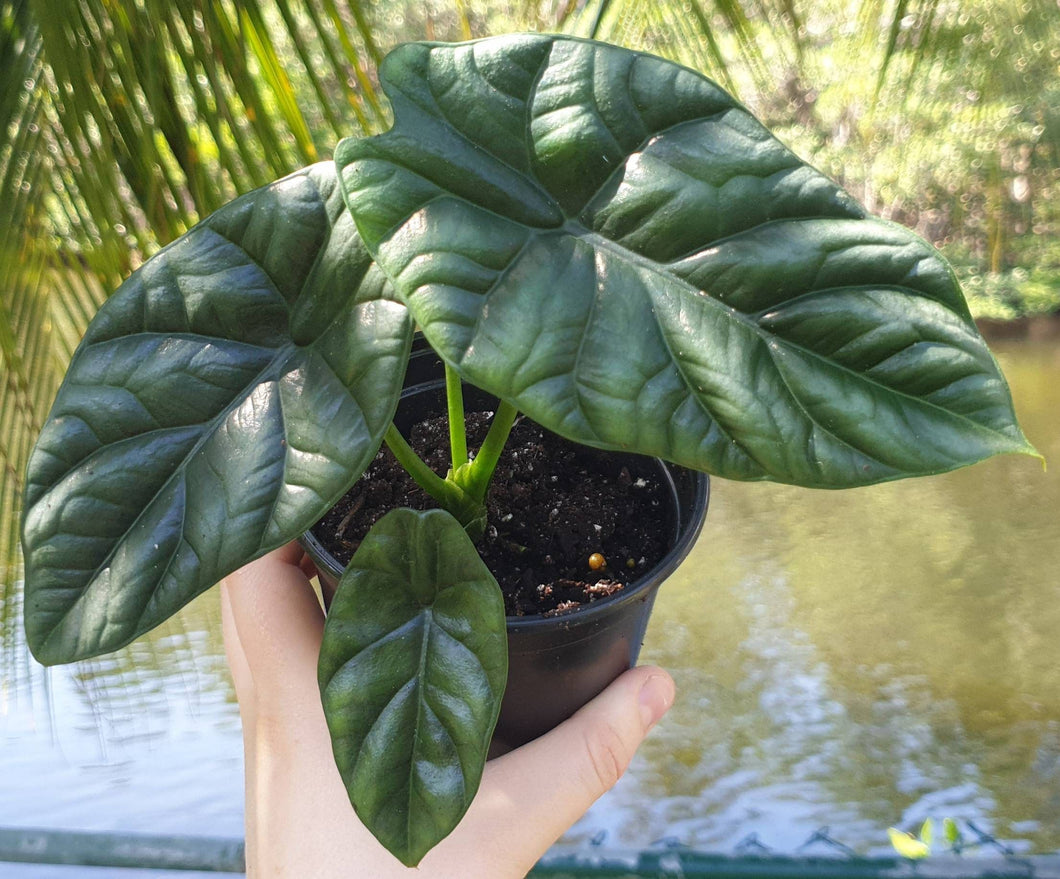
[1,340,1058,872]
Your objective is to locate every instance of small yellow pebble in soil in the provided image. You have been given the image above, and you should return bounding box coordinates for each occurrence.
[588,552,606,571]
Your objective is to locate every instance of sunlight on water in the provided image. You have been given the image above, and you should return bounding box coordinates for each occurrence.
[0,588,245,845]
[573,341,1060,855]
[1,342,1058,866]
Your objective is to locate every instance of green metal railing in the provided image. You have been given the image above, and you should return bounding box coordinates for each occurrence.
[0,827,244,872]
[2,828,1059,877]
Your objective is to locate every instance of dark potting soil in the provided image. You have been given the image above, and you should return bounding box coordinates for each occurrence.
[312,411,674,617]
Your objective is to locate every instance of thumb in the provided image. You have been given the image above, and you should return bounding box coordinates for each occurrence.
[531,666,675,801]
[438,667,674,877]
[525,665,675,805]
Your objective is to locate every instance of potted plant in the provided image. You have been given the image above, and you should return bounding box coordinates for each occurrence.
[298,335,711,750]
[20,34,1036,867]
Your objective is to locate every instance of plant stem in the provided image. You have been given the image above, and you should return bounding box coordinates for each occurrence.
[383,423,478,522]
[462,399,520,502]
[382,388,520,538]
[445,363,468,470]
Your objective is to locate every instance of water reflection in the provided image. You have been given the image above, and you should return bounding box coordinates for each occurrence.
[577,341,1060,855]
[0,586,244,848]
[1,342,1057,863]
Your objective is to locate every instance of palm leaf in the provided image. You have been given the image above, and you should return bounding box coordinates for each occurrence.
[1,0,47,590]
[572,0,807,103]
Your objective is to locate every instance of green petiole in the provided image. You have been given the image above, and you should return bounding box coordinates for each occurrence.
[383,374,521,539]
[459,399,519,502]
[445,363,468,470]
[383,424,478,523]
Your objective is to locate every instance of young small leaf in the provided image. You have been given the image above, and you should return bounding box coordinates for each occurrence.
[318,507,508,866]
[889,828,930,860]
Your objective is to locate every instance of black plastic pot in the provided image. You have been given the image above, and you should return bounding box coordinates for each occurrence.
[302,342,709,746]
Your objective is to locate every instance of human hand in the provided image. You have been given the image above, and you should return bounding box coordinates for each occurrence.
[221,542,675,878]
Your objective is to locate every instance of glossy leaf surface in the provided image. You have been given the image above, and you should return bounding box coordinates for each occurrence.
[337,35,1035,487]
[21,163,413,664]
[318,507,507,866]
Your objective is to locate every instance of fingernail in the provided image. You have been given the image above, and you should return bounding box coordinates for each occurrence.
[638,673,675,733]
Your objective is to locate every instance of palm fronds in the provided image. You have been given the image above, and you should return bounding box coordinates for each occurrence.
[0,0,394,594]
[1,0,51,592]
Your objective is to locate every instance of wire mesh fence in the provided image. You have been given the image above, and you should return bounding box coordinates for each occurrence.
[2,826,1059,878]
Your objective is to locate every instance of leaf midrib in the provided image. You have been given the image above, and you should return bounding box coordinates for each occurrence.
[80,329,289,353]
[409,605,434,851]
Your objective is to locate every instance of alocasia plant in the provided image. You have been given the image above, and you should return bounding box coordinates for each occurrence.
[21,35,1036,865]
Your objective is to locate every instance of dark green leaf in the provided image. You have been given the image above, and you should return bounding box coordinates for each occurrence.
[318,507,508,867]
[21,163,413,665]
[337,35,1036,488]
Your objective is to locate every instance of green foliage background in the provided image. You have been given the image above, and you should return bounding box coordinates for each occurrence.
[1,0,1058,589]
